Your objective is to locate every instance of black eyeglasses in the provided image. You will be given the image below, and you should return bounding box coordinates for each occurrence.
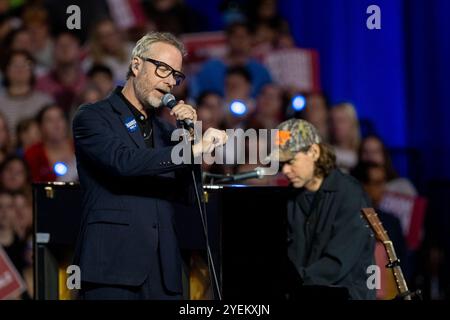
[140,57,185,86]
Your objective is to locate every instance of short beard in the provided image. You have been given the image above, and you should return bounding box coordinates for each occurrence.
[133,72,162,109]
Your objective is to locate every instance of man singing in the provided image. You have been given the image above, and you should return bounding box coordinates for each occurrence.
[72,32,227,300]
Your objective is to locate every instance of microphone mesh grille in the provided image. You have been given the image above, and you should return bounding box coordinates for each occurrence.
[162,93,176,108]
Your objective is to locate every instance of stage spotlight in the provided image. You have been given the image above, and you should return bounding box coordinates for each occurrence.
[291,94,306,111]
[229,100,247,116]
[54,162,68,176]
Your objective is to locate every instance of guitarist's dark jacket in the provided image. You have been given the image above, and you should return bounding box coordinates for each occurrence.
[286,169,376,300]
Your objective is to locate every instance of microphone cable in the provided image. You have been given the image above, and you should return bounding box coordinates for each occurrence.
[191,170,222,300]
[181,126,222,300]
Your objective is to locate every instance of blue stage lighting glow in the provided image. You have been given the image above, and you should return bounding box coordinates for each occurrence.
[54,162,68,176]
[292,95,306,111]
[230,101,247,115]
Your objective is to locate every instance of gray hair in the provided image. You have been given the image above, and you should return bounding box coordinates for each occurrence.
[127,32,187,79]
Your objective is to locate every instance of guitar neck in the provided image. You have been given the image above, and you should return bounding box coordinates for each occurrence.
[361,208,413,300]
[384,241,411,299]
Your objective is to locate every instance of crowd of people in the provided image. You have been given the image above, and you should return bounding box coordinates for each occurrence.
[0,0,435,300]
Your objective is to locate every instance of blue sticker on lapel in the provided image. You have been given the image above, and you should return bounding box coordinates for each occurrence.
[124,117,138,133]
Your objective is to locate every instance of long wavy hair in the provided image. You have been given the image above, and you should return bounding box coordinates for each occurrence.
[301,143,337,178]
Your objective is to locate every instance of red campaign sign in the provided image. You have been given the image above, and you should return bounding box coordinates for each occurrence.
[264,48,321,93]
[379,192,427,251]
[0,246,26,300]
[180,31,227,64]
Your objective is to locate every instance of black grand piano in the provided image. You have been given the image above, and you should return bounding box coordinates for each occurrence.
[33,182,290,300]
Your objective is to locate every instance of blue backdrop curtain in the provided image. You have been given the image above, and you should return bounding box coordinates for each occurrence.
[404,0,450,185]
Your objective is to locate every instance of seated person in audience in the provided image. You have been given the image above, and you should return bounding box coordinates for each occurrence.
[22,5,54,72]
[142,0,207,35]
[0,191,27,276]
[196,91,226,132]
[0,2,22,47]
[0,155,31,195]
[190,22,272,100]
[0,111,13,164]
[247,84,284,130]
[24,104,77,182]
[3,27,33,54]
[76,85,103,108]
[329,102,360,173]
[0,50,53,135]
[15,118,41,157]
[86,64,115,98]
[223,66,256,129]
[83,19,133,85]
[301,92,330,142]
[36,31,87,113]
[196,91,228,176]
[12,192,33,241]
[246,0,291,59]
[357,135,417,196]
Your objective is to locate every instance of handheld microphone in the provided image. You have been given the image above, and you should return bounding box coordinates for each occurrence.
[162,93,195,129]
[216,167,268,183]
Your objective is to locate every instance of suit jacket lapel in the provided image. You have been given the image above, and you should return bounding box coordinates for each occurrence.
[108,91,146,149]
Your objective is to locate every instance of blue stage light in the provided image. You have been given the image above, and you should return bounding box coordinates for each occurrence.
[54,162,68,176]
[291,95,306,111]
[230,100,247,116]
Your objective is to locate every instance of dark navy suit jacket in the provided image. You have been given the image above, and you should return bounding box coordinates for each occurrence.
[72,90,195,293]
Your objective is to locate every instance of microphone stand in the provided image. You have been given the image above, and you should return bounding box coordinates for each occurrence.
[180,123,222,300]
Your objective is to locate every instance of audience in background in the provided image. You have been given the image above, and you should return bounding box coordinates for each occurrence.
[247,83,284,130]
[0,191,27,275]
[357,135,417,196]
[86,64,115,98]
[0,50,53,136]
[84,19,133,85]
[36,32,87,113]
[76,84,103,106]
[246,0,290,59]
[301,93,329,142]
[24,104,77,182]
[0,155,31,195]
[196,90,228,176]
[190,22,272,100]
[22,5,54,73]
[3,27,33,54]
[0,1,21,46]
[223,66,256,129]
[196,91,225,132]
[0,112,12,164]
[142,0,206,35]
[12,192,32,241]
[329,102,360,173]
[15,118,41,157]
